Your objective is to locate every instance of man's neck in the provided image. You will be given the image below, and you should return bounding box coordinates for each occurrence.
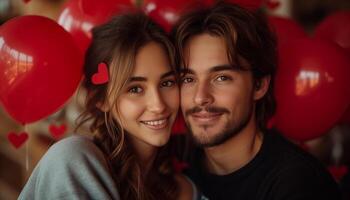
[203,118,264,175]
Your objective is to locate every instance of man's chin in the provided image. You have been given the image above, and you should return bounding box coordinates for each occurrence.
[189,123,240,147]
[191,130,224,147]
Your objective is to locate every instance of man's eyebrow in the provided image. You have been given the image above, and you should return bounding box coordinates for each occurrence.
[209,64,235,72]
[161,70,176,79]
[179,68,195,74]
[179,65,235,75]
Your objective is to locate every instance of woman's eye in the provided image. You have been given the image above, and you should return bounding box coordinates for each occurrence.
[161,80,175,87]
[216,75,231,82]
[182,77,193,84]
[128,86,143,94]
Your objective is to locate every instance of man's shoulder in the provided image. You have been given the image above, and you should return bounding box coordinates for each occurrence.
[260,130,341,199]
[267,131,321,163]
[264,130,330,178]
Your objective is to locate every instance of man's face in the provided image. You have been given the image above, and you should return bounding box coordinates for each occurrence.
[180,34,264,147]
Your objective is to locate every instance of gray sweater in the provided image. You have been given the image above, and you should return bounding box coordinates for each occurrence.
[19,135,120,200]
[18,135,200,200]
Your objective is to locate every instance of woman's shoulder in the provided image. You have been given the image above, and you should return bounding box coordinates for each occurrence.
[37,134,109,174]
[175,174,194,200]
[18,135,120,200]
[46,135,103,160]
[49,134,95,152]
[175,173,210,200]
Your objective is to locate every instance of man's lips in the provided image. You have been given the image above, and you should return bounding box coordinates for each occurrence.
[191,112,223,123]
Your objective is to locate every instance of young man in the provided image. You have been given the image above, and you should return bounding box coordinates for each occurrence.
[172,2,340,200]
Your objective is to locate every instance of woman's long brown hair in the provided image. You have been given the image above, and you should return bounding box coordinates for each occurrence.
[76,13,178,200]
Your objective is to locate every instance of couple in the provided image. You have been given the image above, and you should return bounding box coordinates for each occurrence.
[19,2,340,200]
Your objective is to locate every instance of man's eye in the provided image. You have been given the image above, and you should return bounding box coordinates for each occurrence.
[128,86,143,93]
[161,80,175,87]
[182,77,193,83]
[216,75,231,82]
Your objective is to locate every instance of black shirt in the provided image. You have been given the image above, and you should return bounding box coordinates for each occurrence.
[184,130,341,200]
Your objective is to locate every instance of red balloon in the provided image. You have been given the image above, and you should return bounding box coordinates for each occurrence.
[142,0,200,32]
[274,38,350,141]
[0,16,83,124]
[268,16,306,44]
[58,0,136,53]
[200,0,216,8]
[225,0,264,10]
[340,107,350,125]
[314,11,350,54]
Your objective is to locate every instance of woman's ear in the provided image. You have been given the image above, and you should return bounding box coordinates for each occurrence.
[254,76,271,100]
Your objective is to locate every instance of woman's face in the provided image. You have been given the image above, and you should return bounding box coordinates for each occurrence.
[116,42,179,148]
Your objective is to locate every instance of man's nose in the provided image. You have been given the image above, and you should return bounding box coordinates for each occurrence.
[193,81,214,107]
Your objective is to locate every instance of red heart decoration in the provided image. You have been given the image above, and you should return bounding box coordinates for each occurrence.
[49,124,67,140]
[7,132,29,149]
[172,114,186,135]
[328,165,348,181]
[266,0,280,10]
[92,62,109,85]
[23,0,31,3]
[172,158,189,173]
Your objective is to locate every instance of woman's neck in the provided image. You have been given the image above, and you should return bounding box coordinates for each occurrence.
[129,136,158,175]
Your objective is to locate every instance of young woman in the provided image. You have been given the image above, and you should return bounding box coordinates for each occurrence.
[19,13,199,200]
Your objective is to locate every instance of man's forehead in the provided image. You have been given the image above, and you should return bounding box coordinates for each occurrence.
[183,34,229,71]
[184,34,226,53]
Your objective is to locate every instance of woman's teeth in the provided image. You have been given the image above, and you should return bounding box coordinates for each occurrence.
[142,118,167,126]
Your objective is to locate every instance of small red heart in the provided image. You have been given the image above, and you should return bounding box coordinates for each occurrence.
[92,62,109,85]
[7,132,29,149]
[266,0,280,10]
[172,115,186,135]
[328,165,348,181]
[172,158,189,173]
[23,0,31,3]
[49,124,67,140]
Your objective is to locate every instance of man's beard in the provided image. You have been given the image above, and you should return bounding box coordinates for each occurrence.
[184,104,253,148]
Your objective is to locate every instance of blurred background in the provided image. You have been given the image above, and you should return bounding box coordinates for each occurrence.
[1,0,350,199]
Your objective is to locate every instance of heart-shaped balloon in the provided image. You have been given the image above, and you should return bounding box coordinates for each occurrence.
[274,38,350,141]
[268,16,306,45]
[0,16,83,123]
[314,11,350,54]
[58,0,136,53]
[142,0,200,32]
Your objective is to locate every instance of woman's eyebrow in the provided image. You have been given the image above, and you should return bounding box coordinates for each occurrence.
[128,76,147,82]
[128,70,175,83]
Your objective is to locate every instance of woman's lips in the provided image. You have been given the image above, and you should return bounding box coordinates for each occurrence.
[141,117,169,130]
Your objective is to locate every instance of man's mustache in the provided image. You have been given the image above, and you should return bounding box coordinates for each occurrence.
[185,106,230,116]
